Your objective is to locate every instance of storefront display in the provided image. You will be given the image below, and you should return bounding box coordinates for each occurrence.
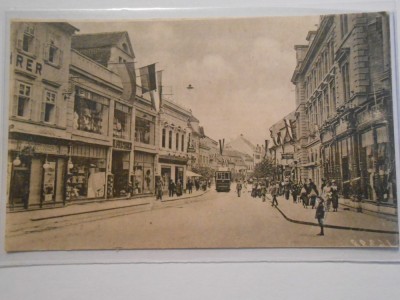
[66,158,106,200]
[133,151,154,194]
[135,111,155,145]
[73,87,109,135]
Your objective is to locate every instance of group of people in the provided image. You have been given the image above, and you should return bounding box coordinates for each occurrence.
[235,176,340,236]
[155,177,211,201]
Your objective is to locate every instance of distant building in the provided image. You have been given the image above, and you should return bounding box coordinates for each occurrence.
[158,98,192,190]
[225,134,261,169]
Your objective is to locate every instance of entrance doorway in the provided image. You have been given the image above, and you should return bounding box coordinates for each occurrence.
[10,167,30,209]
[112,151,130,196]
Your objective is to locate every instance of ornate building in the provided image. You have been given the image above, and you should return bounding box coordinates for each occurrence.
[292,13,396,209]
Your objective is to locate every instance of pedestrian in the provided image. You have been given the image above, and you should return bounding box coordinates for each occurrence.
[270,181,279,207]
[261,182,267,202]
[283,177,291,200]
[331,180,339,212]
[236,180,242,197]
[322,180,333,212]
[155,178,164,201]
[300,183,309,208]
[168,179,175,197]
[187,178,193,194]
[176,179,183,196]
[308,179,319,209]
[251,180,258,198]
[195,178,200,191]
[315,197,326,236]
[291,182,299,203]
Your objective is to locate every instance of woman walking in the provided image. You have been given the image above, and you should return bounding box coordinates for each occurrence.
[331,180,339,212]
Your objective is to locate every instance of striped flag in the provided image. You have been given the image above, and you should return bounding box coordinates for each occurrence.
[139,63,157,93]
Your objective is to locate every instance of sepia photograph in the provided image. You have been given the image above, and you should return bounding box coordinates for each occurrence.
[5,13,399,251]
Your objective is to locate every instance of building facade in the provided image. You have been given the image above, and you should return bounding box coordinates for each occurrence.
[8,22,78,209]
[292,13,396,206]
[158,98,192,191]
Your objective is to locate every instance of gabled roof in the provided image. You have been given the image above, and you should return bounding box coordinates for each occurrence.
[71,31,135,66]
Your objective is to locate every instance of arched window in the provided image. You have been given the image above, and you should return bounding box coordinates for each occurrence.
[176,132,179,150]
[168,130,172,149]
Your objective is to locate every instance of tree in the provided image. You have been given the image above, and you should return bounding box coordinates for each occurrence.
[252,158,275,179]
[191,166,216,179]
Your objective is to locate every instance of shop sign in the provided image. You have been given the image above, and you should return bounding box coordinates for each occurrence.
[15,54,42,76]
[281,153,294,160]
[113,139,132,150]
[9,140,68,155]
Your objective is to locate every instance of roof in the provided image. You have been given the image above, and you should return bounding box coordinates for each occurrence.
[71,31,135,66]
[72,31,127,49]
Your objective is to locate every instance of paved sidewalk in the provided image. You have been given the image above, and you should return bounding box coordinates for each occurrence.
[7,189,210,222]
[266,195,399,234]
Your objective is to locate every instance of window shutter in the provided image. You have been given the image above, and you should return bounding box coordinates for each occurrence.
[16,38,23,50]
[58,49,63,67]
[12,95,18,116]
[34,38,40,57]
[55,103,60,125]
[41,102,46,122]
[40,90,46,122]
[43,43,49,61]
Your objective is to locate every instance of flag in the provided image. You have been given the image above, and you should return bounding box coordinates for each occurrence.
[139,63,157,93]
[116,61,136,101]
[284,118,294,141]
[270,130,277,146]
[276,132,282,145]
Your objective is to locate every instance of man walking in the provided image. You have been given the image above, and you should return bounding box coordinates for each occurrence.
[155,178,164,201]
[270,181,279,207]
[236,180,242,197]
[315,197,325,236]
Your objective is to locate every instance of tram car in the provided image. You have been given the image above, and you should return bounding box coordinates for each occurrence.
[215,168,231,192]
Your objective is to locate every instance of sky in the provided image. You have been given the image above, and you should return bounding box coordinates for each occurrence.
[72,16,320,145]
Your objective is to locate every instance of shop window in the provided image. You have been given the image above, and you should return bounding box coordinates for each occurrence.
[113,103,132,139]
[73,89,109,135]
[15,82,32,118]
[66,159,106,200]
[135,112,155,145]
[41,90,57,123]
[162,128,166,148]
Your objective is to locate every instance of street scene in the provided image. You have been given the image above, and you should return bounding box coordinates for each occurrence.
[5,13,399,250]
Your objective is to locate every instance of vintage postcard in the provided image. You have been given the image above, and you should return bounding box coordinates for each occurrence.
[5,13,399,251]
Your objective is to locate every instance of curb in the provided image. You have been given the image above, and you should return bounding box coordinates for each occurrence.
[31,190,210,221]
[271,201,399,235]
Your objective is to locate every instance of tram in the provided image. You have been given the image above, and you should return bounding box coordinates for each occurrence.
[215,168,231,192]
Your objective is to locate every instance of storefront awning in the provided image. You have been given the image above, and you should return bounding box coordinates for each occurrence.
[186,170,202,177]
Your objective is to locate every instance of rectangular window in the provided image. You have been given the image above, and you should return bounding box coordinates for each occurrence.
[181,134,185,152]
[74,88,109,135]
[21,25,35,53]
[341,63,350,102]
[43,90,56,123]
[340,15,349,38]
[168,130,172,149]
[113,103,132,139]
[16,82,32,118]
[176,132,179,150]
[134,112,155,145]
[162,128,166,148]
